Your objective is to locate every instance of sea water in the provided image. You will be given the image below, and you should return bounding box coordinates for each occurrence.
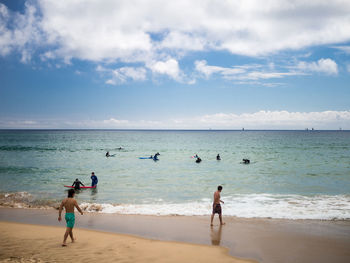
[0,130,349,220]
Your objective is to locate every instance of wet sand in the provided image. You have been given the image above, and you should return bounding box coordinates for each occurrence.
[1,208,350,263]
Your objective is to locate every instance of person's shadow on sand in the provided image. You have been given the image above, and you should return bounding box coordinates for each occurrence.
[210,224,223,246]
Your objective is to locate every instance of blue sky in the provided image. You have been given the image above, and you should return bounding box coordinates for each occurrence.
[1,0,350,129]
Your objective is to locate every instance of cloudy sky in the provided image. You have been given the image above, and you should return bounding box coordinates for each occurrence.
[1,0,350,129]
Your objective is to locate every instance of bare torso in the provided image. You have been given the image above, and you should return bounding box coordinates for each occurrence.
[213,191,221,205]
[61,197,78,213]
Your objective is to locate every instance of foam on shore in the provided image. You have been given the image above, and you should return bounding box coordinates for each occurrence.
[1,192,349,220]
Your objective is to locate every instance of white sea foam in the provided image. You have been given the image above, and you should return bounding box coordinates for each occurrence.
[80,194,350,220]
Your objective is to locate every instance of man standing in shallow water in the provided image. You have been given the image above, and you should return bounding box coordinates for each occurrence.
[211,185,225,226]
[58,189,83,246]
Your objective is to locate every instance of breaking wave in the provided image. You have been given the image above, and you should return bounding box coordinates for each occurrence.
[1,192,349,220]
[78,194,350,220]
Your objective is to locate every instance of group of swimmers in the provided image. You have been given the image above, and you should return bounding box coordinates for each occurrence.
[60,150,249,246]
[71,172,98,190]
[194,153,250,164]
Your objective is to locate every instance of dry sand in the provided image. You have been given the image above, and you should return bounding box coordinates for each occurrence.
[0,221,254,263]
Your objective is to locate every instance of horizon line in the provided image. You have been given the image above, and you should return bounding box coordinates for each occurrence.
[0,128,348,131]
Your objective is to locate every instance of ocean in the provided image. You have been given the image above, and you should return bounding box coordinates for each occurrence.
[0,129,349,220]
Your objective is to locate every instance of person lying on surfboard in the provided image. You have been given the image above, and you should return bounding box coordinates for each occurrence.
[72,179,85,190]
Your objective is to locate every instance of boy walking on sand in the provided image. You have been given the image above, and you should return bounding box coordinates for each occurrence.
[58,189,83,246]
[211,185,225,226]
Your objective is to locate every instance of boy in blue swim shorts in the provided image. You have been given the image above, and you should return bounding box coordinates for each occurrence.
[58,189,83,246]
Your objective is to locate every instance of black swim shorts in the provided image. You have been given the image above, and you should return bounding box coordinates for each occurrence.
[212,203,222,214]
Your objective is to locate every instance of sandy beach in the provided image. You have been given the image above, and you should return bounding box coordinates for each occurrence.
[0,221,253,263]
[1,208,350,263]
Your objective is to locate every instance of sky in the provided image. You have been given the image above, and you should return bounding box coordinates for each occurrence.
[0,0,350,129]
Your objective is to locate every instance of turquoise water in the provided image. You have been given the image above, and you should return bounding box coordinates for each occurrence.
[0,130,349,219]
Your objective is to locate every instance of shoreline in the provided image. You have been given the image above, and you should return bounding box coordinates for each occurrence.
[1,207,350,263]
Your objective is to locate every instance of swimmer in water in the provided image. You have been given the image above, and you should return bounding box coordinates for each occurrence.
[90,172,98,187]
[72,179,84,190]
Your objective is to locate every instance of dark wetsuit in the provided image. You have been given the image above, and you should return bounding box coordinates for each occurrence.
[72,181,84,190]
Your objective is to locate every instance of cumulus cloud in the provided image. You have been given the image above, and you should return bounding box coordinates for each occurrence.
[1,111,349,129]
[1,0,350,62]
[0,2,42,62]
[297,58,338,75]
[0,0,349,85]
[149,59,182,80]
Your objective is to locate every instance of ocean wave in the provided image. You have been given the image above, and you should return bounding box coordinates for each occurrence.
[1,192,349,220]
[79,194,350,220]
[0,192,59,209]
[0,145,103,152]
[0,145,57,152]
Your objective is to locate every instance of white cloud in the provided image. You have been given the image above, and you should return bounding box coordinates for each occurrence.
[170,110,350,129]
[103,118,129,125]
[1,111,349,129]
[195,58,339,81]
[195,60,302,80]
[1,0,350,63]
[160,31,206,51]
[297,58,338,75]
[195,60,245,78]
[96,65,107,72]
[149,59,181,80]
[103,66,147,85]
[0,2,43,62]
[332,45,350,54]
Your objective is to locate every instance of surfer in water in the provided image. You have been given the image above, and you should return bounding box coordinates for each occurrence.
[153,152,160,161]
[216,154,221,160]
[72,179,84,190]
[90,172,98,187]
[242,159,250,164]
[105,151,110,157]
[196,156,202,163]
[58,189,83,246]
